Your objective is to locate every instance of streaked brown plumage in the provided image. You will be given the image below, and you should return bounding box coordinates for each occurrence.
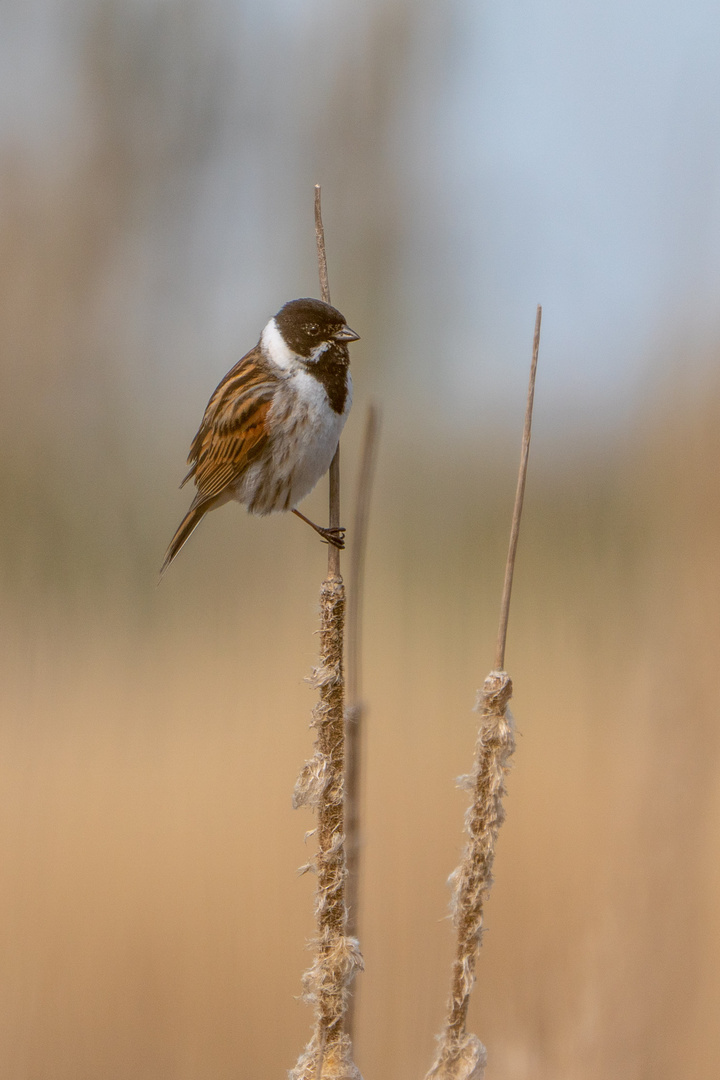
[161,298,359,574]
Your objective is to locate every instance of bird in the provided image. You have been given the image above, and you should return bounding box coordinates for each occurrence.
[161,297,359,575]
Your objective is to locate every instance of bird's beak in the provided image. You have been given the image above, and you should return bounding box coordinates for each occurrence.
[334,325,360,342]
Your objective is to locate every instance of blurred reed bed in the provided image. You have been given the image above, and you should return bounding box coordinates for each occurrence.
[2,4,718,1076]
[0,368,718,1078]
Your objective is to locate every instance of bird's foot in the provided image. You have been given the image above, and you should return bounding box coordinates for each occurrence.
[292,508,346,549]
[317,525,346,550]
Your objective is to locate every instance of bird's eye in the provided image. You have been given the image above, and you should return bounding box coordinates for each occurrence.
[307,323,318,334]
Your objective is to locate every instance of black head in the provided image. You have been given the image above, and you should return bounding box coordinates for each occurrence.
[275,298,359,358]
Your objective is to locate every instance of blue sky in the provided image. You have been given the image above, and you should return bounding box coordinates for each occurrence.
[397,1,720,427]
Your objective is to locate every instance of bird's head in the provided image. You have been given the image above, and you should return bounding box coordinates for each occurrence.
[275,298,359,360]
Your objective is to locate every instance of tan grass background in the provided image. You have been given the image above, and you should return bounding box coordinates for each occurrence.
[0,381,718,1079]
[1,5,719,1074]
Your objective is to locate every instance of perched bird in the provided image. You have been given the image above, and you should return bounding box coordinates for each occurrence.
[161,297,359,574]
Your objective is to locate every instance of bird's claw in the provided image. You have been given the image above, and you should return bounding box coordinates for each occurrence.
[319,526,346,550]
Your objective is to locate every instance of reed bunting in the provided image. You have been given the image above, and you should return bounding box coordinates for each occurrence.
[161,297,359,574]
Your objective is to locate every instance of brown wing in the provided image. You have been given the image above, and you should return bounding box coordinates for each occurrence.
[181,345,280,504]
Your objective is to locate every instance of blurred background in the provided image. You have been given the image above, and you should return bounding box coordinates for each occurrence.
[1,1,719,1077]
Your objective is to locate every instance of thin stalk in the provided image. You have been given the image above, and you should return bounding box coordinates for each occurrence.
[314,184,330,307]
[344,403,381,1043]
[495,305,542,671]
[426,308,542,1080]
[315,184,341,582]
[290,187,362,1080]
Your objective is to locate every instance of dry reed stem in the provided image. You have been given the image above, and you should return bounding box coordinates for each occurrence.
[495,305,542,670]
[425,673,515,1080]
[344,403,381,1043]
[290,188,363,1080]
[315,183,341,582]
[426,309,542,1080]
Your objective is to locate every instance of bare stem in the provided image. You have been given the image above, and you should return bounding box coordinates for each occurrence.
[289,188,362,1080]
[426,308,542,1080]
[328,448,341,580]
[344,403,381,1043]
[315,185,331,306]
[346,404,380,710]
[495,305,542,671]
[315,184,341,582]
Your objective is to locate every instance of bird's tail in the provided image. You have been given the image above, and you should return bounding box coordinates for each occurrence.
[160,499,213,577]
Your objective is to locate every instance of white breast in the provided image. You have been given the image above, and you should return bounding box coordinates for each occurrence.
[278,368,352,507]
[233,344,352,516]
